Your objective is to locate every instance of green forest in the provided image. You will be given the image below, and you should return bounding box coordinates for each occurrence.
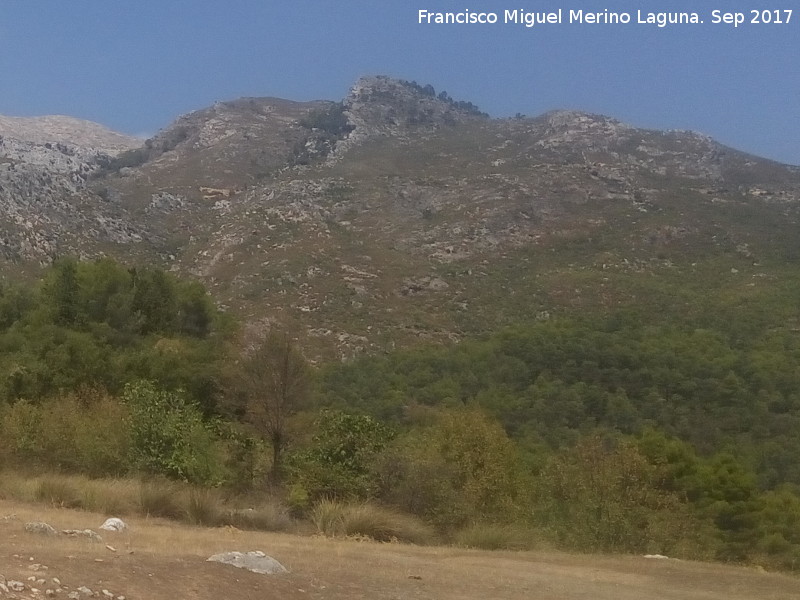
[2,257,800,571]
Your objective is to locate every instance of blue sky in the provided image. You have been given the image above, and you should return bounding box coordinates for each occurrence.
[0,1,797,164]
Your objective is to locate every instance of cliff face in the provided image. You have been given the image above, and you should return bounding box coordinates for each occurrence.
[0,118,143,262]
[1,77,798,356]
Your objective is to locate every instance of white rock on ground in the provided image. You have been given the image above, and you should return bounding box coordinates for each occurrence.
[99,518,127,532]
[207,551,288,574]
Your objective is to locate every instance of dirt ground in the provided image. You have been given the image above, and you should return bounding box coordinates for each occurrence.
[1,499,798,600]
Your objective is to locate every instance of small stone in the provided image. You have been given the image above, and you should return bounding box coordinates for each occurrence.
[28,576,37,582]
[46,590,56,598]
[102,590,113,598]
[0,583,9,594]
[77,586,93,596]
[9,580,26,592]
[68,593,80,600]
[52,578,61,586]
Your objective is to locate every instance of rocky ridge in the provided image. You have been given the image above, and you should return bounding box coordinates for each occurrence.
[0,115,139,154]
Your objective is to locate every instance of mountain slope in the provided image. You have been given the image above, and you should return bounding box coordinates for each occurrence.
[1,77,799,357]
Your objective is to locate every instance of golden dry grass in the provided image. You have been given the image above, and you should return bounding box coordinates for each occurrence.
[0,497,798,600]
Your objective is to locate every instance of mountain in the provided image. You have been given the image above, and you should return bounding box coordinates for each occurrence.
[1,76,799,357]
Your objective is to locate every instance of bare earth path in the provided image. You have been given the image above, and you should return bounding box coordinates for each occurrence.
[1,500,798,600]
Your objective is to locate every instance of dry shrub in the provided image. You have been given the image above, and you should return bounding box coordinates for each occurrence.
[0,390,130,477]
[186,488,224,526]
[312,499,434,545]
[34,475,83,509]
[0,471,38,503]
[225,501,293,532]
[139,479,186,519]
[311,498,346,536]
[454,523,536,551]
[79,478,139,516]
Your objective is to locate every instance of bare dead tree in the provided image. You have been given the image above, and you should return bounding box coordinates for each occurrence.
[241,329,309,483]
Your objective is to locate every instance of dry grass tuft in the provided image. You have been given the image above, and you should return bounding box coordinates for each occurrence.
[454,522,536,551]
[139,479,186,519]
[186,487,224,526]
[1,471,43,503]
[311,498,344,536]
[225,501,294,532]
[311,499,435,545]
[79,477,140,516]
[34,475,84,509]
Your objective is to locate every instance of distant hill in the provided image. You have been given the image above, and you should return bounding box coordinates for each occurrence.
[0,114,139,153]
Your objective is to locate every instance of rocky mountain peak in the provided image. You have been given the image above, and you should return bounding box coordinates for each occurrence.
[343,76,487,136]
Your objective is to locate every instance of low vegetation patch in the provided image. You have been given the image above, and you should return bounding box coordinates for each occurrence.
[225,501,293,533]
[454,523,536,551]
[311,499,434,545]
[34,476,83,509]
[138,479,187,520]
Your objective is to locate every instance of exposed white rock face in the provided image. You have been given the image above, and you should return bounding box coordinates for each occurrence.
[0,132,146,260]
[329,75,487,162]
[0,115,140,154]
[207,550,288,574]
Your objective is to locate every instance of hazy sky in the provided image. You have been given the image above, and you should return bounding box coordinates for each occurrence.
[0,1,797,164]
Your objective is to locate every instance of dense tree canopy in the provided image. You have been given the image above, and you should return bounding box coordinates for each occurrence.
[0,257,228,410]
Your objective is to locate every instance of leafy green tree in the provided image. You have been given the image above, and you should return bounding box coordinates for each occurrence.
[289,410,394,503]
[123,380,225,484]
[131,268,178,334]
[45,258,81,326]
[536,433,697,553]
[377,408,529,530]
[0,258,228,406]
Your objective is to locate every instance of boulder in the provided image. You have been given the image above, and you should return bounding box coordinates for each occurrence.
[99,518,128,532]
[207,551,287,575]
